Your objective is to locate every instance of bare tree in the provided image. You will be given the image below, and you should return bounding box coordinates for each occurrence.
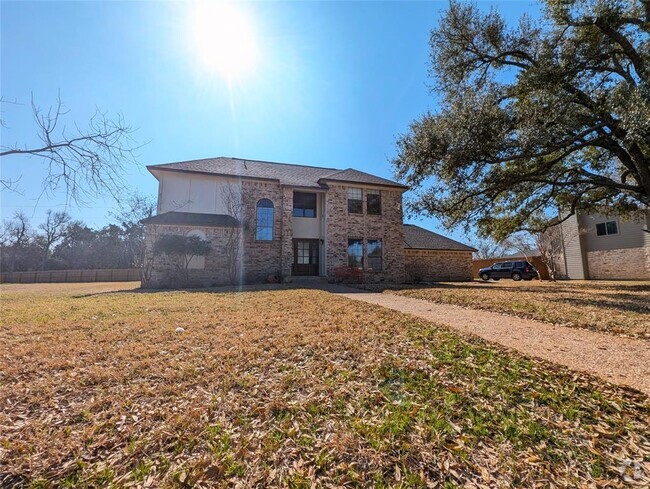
[0,93,140,203]
[38,209,71,269]
[222,183,245,284]
[1,211,31,273]
[472,237,510,260]
[110,192,156,268]
[502,229,565,282]
[535,227,565,282]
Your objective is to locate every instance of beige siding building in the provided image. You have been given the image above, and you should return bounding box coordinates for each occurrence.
[142,157,475,287]
[558,211,650,280]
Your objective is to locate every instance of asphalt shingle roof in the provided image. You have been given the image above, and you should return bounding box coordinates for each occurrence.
[148,157,407,189]
[141,212,240,228]
[403,224,477,252]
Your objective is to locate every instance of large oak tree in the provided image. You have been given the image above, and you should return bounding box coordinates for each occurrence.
[394,0,650,239]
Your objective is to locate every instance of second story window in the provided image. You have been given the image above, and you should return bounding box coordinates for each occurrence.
[348,188,363,214]
[293,192,317,218]
[367,190,381,215]
[256,199,274,240]
[596,220,618,236]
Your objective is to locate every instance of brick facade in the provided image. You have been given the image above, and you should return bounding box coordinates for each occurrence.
[325,184,405,283]
[404,249,474,282]
[240,180,284,282]
[144,224,237,288]
[145,180,471,287]
[586,247,650,280]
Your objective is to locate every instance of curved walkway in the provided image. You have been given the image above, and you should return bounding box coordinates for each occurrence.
[323,285,650,395]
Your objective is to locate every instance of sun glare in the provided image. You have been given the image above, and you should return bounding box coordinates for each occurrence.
[190,2,258,81]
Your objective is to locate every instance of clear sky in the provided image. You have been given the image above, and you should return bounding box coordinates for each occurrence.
[1,0,541,243]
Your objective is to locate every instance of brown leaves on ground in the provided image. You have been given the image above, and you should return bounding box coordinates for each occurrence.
[371,280,650,340]
[0,282,648,488]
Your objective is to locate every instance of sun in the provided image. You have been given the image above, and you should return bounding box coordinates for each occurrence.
[190,2,258,81]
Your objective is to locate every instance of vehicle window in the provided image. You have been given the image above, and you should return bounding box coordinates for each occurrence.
[514,261,524,267]
[492,263,502,269]
[502,262,514,269]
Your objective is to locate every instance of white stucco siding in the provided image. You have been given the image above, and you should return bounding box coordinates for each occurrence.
[156,171,242,215]
[159,172,191,213]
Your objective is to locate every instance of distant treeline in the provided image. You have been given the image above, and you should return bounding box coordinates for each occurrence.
[1,194,154,273]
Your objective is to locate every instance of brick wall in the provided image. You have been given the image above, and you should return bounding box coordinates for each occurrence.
[144,224,237,288]
[586,247,650,280]
[144,180,286,288]
[405,249,473,282]
[145,181,412,287]
[240,181,284,282]
[325,184,405,283]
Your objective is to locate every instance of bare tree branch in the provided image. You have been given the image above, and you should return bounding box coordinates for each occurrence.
[0,93,143,203]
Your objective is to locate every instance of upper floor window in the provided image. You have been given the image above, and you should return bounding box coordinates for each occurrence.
[256,199,274,240]
[596,220,618,236]
[367,190,381,215]
[293,192,317,218]
[348,188,363,214]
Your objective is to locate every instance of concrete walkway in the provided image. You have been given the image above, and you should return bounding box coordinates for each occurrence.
[322,285,650,395]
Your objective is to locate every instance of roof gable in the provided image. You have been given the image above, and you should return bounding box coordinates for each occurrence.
[319,168,408,189]
[403,224,476,252]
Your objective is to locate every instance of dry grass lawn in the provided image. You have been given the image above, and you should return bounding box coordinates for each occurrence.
[368,280,650,340]
[1,282,649,488]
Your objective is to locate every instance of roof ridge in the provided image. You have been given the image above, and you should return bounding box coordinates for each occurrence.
[231,157,340,171]
[148,156,340,172]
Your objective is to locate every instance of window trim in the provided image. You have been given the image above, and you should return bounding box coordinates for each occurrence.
[347,187,363,214]
[596,220,619,237]
[255,198,274,241]
[367,190,382,216]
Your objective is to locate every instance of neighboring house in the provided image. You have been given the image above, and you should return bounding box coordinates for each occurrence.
[557,211,650,280]
[403,224,475,282]
[142,156,475,287]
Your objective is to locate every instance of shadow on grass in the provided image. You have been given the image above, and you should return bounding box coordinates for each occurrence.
[72,282,331,299]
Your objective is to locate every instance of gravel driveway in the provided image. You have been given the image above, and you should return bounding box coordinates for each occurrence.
[323,284,650,395]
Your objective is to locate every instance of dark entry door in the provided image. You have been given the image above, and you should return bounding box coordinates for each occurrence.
[293,239,320,276]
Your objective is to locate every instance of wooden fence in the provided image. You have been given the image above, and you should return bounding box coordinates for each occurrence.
[472,257,550,280]
[0,268,142,284]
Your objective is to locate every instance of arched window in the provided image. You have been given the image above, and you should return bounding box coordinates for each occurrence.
[256,199,274,240]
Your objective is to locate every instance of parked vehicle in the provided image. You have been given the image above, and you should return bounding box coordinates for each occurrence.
[479,261,538,281]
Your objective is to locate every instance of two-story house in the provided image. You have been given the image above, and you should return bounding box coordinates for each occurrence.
[141,157,475,287]
[556,210,650,280]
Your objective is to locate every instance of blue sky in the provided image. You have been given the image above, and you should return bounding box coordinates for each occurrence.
[1,1,540,243]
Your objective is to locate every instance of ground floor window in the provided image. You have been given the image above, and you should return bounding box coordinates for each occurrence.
[347,239,363,268]
[367,239,382,271]
[186,230,207,269]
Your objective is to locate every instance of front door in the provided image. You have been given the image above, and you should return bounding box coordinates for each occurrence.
[293,239,320,276]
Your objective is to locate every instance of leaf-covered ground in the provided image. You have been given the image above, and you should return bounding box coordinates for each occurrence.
[1,282,648,488]
[362,280,650,340]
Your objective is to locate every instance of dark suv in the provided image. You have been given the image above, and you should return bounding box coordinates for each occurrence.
[479,261,538,281]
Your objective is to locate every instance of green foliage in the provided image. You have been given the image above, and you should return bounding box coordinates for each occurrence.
[394,0,650,239]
